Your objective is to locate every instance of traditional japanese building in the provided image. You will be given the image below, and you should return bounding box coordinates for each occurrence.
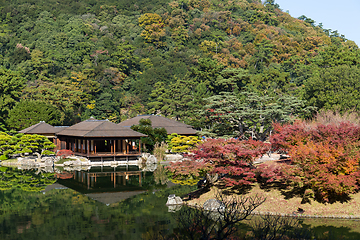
[55,117,146,161]
[118,115,197,135]
[19,121,67,144]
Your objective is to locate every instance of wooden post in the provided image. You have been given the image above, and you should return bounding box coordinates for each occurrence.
[87,140,90,157]
[56,138,60,150]
[139,139,141,153]
[122,140,126,154]
[113,140,116,155]
[126,140,129,154]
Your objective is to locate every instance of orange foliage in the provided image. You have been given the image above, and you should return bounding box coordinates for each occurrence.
[271,117,360,202]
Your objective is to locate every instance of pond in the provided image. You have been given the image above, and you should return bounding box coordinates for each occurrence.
[0,165,360,239]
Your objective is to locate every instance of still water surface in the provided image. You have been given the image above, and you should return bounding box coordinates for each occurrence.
[0,165,360,239]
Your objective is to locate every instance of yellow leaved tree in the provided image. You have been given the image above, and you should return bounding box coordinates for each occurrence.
[138,13,166,47]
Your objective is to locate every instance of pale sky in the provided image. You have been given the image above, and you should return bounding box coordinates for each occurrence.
[274,0,360,46]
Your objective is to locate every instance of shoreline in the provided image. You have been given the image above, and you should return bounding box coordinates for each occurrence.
[186,185,360,220]
[186,201,360,220]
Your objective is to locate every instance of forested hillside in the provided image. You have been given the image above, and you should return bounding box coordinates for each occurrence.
[1,0,359,137]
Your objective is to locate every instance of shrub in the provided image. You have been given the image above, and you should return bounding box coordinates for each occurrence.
[167,138,270,187]
[271,111,360,202]
[166,159,213,180]
[0,132,55,158]
[56,149,74,159]
[167,133,202,153]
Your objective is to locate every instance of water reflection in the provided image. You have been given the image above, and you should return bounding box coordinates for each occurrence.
[1,165,360,239]
[0,164,196,240]
[57,166,144,191]
[56,166,152,205]
[0,166,56,192]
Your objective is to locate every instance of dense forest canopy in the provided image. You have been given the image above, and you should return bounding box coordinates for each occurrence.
[0,0,359,137]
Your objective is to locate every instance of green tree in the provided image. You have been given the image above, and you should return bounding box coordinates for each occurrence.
[109,42,138,75]
[131,119,167,153]
[199,92,314,140]
[21,77,92,125]
[148,78,193,120]
[0,68,25,131]
[6,100,62,130]
[82,92,121,122]
[304,65,360,112]
[188,58,224,95]
[13,133,56,157]
[252,39,275,72]
[249,65,293,96]
[312,45,360,67]
[215,67,250,94]
[0,132,55,159]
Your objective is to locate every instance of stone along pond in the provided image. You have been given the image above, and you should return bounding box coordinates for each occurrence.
[1,165,360,240]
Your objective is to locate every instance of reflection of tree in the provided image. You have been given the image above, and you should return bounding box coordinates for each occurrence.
[1,179,358,239]
[153,164,169,185]
[0,181,196,240]
[0,167,56,192]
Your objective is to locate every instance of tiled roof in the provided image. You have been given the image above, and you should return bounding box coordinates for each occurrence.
[19,121,60,134]
[56,117,146,138]
[118,115,197,135]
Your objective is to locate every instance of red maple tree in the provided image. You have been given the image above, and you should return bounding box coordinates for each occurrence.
[271,119,360,202]
[167,138,270,186]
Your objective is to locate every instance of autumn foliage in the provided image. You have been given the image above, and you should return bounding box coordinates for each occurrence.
[271,113,360,202]
[167,138,270,186]
[56,149,74,159]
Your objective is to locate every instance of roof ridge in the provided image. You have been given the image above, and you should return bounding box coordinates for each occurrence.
[81,120,109,136]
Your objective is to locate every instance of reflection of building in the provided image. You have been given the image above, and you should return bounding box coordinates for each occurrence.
[72,169,143,190]
[57,166,144,191]
[118,115,197,135]
[56,166,147,205]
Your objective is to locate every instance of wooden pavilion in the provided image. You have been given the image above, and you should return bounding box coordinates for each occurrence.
[55,117,147,161]
[118,115,197,135]
[19,121,68,145]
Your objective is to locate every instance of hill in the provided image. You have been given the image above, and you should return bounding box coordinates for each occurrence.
[0,0,359,135]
